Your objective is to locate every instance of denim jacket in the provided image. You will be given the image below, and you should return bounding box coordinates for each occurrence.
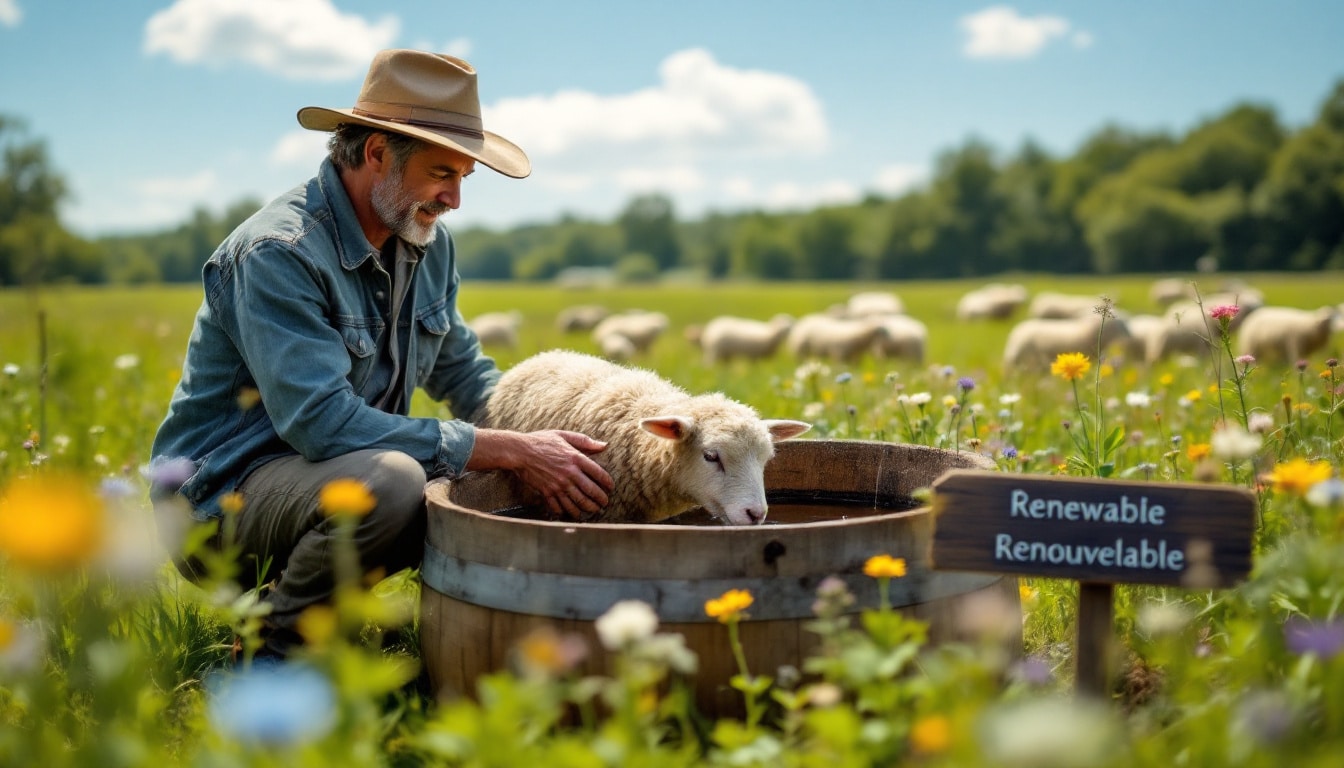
[150,158,500,520]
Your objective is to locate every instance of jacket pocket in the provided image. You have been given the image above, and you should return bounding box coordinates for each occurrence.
[412,300,451,381]
[336,317,382,391]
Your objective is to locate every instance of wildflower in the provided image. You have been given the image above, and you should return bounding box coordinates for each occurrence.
[957,376,975,392]
[1002,446,1019,461]
[1186,443,1211,461]
[812,576,856,619]
[802,402,825,420]
[806,682,843,707]
[0,474,105,573]
[705,589,754,623]
[1159,373,1174,386]
[1283,617,1344,659]
[942,395,957,408]
[514,625,588,679]
[1,363,17,377]
[1329,358,1340,368]
[941,365,955,378]
[1247,412,1275,434]
[219,491,245,516]
[1266,458,1333,496]
[236,387,262,411]
[1296,359,1308,372]
[1321,369,1334,380]
[596,600,659,648]
[794,361,831,381]
[1125,391,1151,408]
[863,554,907,579]
[834,371,852,385]
[1235,354,1255,366]
[1184,389,1202,403]
[631,632,697,675]
[907,392,932,406]
[1050,352,1090,381]
[1018,582,1037,603]
[208,663,337,746]
[1100,363,1114,378]
[980,697,1121,767]
[1210,426,1262,462]
[999,393,1021,405]
[1209,304,1240,322]
[318,478,376,517]
[1305,478,1344,508]
[0,617,44,677]
[296,605,339,648]
[113,353,140,370]
[910,714,952,755]
[1138,601,1190,636]
[140,456,197,490]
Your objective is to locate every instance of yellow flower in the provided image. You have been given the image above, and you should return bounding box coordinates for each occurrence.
[318,478,377,517]
[1321,369,1334,380]
[1187,443,1211,461]
[942,395,958,408]
[0,616,14,649]
[1019,582,1038,604]
[1184,389,1202,402]
[1266,459,1333,496]
[1159,373,1174,386]
[0,474,104,573]
[1100,363,1114,378]
[235,386,262,411]
[219,491,245,516]
[863,554,907,579]
[1294,402,1315,414]
[862,372,877,385]
[1050,353,1091,381]
[296,604,339,647]
[910,714,952,755]
[1207,383,1219,393]
[704,589,754,623]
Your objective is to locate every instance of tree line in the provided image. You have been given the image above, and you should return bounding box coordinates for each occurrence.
[3,79,1342,287]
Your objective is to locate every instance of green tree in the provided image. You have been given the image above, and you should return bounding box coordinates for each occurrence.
[795,208,861,280]
[617,193,681,272]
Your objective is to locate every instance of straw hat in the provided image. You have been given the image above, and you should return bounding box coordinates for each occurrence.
[297,49,530,178]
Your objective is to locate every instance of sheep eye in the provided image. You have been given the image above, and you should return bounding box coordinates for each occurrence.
[702,450,721,465]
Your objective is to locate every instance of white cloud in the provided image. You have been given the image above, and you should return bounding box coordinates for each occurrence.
[0,0,22,27]
[613,166,705,194]
[408,37,473,59]
[1072,31,1094,49]
[269,129,329,167]
[759,179,861,212]
[960,6,1081,60]
[486,48,828,157]
[132,169,219,201]
[143,0,398,80]
[872,163,929,196]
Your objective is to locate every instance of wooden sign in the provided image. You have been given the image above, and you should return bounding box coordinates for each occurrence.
[930,470,1257,588]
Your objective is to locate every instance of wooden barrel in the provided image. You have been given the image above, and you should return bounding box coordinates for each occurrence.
[420,439,1020,717]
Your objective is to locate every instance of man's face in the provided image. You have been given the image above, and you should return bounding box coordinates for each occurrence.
[371,142,476,247]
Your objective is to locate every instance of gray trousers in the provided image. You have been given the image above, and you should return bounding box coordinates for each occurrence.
[230,449,427,647]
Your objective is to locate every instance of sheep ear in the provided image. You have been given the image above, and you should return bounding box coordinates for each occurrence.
[764,419,812,441]
[641,415,695,441]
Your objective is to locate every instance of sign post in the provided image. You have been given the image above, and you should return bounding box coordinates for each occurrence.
[930,470,1256,696]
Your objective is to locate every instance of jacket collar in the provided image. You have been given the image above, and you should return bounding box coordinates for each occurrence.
[315,157,432,272]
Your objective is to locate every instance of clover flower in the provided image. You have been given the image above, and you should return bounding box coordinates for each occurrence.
[596,600,659,649]
[1050,352,1090,381]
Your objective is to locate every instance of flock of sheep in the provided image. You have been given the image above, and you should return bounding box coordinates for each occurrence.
[468,280,1340,375]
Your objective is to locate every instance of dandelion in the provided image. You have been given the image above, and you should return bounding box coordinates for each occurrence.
[219,491,245,516]
[1159,373,1174,387]
[236,387,262,411]
[1265,458,1333,496]
[704,589,754,623]
[208,663,337,746]
[1050,352,1090,381]
[596,600,659,649]
[1186,443,1211,462]
[0,473,105,573]
[863,554,907,578]
[1184,389,1202,403]
[910,714,952,755]
[317,478,376,517]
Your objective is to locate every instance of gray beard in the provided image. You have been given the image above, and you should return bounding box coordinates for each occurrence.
[371,172,446,247]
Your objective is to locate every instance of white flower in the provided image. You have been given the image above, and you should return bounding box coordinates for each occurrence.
[594,600,659,650]
[908,392,932,406]
[1138,601,1191,636]
[1306,479,1344,509]
[802,402,825,420]
[113,354,140,371]
[1210,426,1262,462]
[794,361,831,381]
[1247,412,1275,434]
[2,363,17,377]
[999,393,1021,406]
[1125,392,1151,408]
[631,633,698,674]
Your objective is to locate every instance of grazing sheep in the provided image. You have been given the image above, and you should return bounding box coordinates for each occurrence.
[956,283,1028,321]
[1122,314,1166,365]
[1236,306,1337,364]
[468,310,522,349]
[598,333,637,362]
[475,350,811,525]
[1146,292,1264,364]
[1027,292,1109,319]
[555,304,611,333]
[786,315,888,363]
[1149,278,1191,307]
[871,314,928,363]
[699,314,794,365]
[846,291,904,317]
[1003,313,1133,371]
[591,310,668,354]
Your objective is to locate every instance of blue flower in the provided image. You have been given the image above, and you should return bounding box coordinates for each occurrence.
[1284,617,1344,659]
[957,376,975,392]
[208,662,337,746]
[835,372,852,384]
[1002,446,1019,460]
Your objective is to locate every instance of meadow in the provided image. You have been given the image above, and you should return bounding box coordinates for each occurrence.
[0,271,1341,766]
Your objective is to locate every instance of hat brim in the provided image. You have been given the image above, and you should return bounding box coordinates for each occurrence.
[297,106,531,179]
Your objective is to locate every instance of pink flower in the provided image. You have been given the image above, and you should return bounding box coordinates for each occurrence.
[1209,305,1240,321]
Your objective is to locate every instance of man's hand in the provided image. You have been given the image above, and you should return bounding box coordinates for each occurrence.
[467,428,614,519]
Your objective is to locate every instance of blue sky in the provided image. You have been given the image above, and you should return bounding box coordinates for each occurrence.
[2,0,1341,237]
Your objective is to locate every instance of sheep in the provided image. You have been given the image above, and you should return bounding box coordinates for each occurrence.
[956,283,1028,321]
[846,291,904,317]
[1145,292,1264,364]
[1236,306,1337,364]
[1027,292,1109,319]
[699,314,793,365]
[785,315,888,362]
[467,310,522,349]
[598,332,637,362]
[591,310,668,354]
[555,304,610,333]
[1149,278,1191,307]
[871,314,927,364]
[1122,314,1165,365]
[1002,313,1133,371]
[474,350,811,525]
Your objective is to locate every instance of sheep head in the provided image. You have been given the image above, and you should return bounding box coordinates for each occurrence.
[640,414,811,525]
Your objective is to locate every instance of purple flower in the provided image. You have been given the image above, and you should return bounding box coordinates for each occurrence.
[1010,656,1053,685]
[941,365,955,378]
[140,456,197,489]
[1209,304,1240,321]
[1284,616,1344,658]
[1002,446,1019,460]
[1296,359,1309,372]
[1235,354,1255,366]
[957,376,975,392]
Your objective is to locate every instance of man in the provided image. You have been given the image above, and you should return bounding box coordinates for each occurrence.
[150,49,613,657]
